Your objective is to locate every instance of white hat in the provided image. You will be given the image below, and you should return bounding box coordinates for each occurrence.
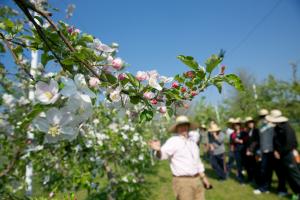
[169,115,198,132]
[228,118,235,123]
[208,123,221,132]
[259,109,269,116]
[232,117,241,124]
[244,116,254,123]
[265,110,288,123]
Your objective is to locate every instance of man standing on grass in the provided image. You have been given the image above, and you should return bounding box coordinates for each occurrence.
[149,115,212,200]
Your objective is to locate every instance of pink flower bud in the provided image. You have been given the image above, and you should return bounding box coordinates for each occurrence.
[181,87,187,93]
[191,91,197,97]
[112,58,124,70]
[172,82,179,89]
[220,65,225,75]
[67,26,74,34]
[89,77,100,88]
[136,71,149,81]
[151,99,158,105]
[159,106,167,114]
[118,73,127,80]
[186,71,195,78]
[143,92,155,100]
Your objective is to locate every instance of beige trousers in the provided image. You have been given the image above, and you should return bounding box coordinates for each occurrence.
[172,177,205,200]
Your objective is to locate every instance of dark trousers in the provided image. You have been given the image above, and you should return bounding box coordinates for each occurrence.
[210,153,226,180]
[226,151,235,174]
[234,150,244,182]
[245,155,258,183]
[258,152,273,192]
[281,151,300,194]
[273,158,288,193]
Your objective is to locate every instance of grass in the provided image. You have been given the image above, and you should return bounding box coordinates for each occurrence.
[146,160,291,200]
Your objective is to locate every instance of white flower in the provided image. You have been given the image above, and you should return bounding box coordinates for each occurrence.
[136,71,149,81]
[159,106,167,114]
[143,91,155,100]
[35,79,60,105]
[108,123,118,132]
[61,74,96,98]
[93,119,100,125]
[122,176,128,183]
[159,76,173,83]
[138,154,144,161]
[18,96,30,105]
[148,71,162,91]
[112,58,124,70]
[121,125,130,131]
[109,87,122,102]
[33,108,78,143]
[89,77,100,88]
[62,93,93,124]
[92,38,114,53]
[2,93,15,105]
[132,134,139,142]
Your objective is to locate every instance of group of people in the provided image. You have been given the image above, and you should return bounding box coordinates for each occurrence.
[149,109,300,200]
[199,109,300,198]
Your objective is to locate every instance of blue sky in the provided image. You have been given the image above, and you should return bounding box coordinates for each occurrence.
[2,0,300,104]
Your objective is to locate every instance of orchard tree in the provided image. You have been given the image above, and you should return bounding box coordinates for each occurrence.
[0,1,243,199]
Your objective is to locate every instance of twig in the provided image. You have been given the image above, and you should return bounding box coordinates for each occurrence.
[0,32,35,81]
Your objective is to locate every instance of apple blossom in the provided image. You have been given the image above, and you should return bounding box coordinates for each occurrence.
[185,71,195,78]
[136,71,149,81]
[112,58,124,70]
[159,106,167,114]
[149,75,162,91]
[172,82,179,89]
[143,91,155,100]
[159,76,173,83]
[35,79,60,105]
[191,91,197,96]
[2,93,15,105]
[118,73,127,80]
[91,38,114,53]
[181,87,187,93]
[109,87,122,102]
[150,99,158,105]
[33,108,79,143]
[89,77,100,88]
[61,74,96,98]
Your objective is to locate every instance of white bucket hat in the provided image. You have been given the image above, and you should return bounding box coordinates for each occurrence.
[208,123,221,132]
[265,110,288,123]
[232,117,241,124]
[244,116,254,123]
[259,109,269,116]
[169,115,198,132]
[227,117,235,124]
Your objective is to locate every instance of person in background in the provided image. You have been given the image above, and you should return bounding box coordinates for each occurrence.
[230,118,248,183]
[208,123,227,181]
[268,110,300,199]
[244,117,259,185]
[189,127,200,145]
[253,109,275,194]
[149,115,212,200]
[226,118,236,175]
[199,124,209,161]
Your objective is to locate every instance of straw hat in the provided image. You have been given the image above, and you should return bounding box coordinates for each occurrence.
[244,116,254,123]
[208,123,221,132]
[265,110,288,123]
[232,117,241,124]
[227,118,235,124]
[259,109,269,116]
[200,124,207,129]
[169,115,198,132]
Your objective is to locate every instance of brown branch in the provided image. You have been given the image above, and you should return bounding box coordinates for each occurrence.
[14,0,106,81]
[0,32,35,81]
[0,148,21,178]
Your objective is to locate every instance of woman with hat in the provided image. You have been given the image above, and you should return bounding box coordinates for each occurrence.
[208,123,227,180]
[149,115,212,200]
[244,117,260,184]
[268,110,300,198]
[230,117,248,183]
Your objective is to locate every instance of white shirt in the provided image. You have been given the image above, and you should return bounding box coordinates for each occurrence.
[189,130,200,144]
[160,135,205,176]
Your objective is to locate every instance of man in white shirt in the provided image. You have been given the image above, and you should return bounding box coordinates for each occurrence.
[149,115,211,200]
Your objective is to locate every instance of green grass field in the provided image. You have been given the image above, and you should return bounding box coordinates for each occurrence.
[146,160,291,200]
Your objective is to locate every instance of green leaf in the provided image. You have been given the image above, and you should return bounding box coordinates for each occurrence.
[105,73,117,85]
[205,54,222,73]
[214,82,223,93]
[0,42,5,53]
[130,96,140,104]
[61,58,74,65]
[224,74,244,91]
[80,34,94,43]
[34,16,43,25]
[139,109,153,123]
[174,74,184,83]
[41,53,54,66]
[126,73,139,87]
[177,55,199,70]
